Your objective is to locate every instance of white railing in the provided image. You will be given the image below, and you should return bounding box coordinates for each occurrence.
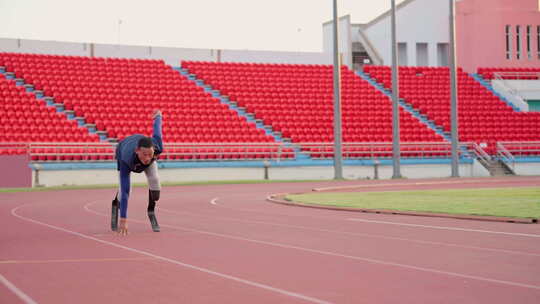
[0,142,294,162]
[493,72,540,81]
[464,142,492,164]
[497,141,540,158]
[496,142,515,172]
[2,141,539,163]
[160,143,294,161]
[298,142,458,159]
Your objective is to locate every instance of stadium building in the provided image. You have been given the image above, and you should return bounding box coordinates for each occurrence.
[0,0,539,188]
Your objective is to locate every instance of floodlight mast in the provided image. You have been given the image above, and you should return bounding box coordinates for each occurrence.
[390,0,402,179]
[449,0,460,177]
[332,0,344,179]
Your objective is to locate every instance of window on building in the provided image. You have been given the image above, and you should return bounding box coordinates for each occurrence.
[437,43,449,67]
[398,42,408,66]
[505,25,511,60]
[416,43,429,66]
[516,25,521,59]
[538,25,540,59]
[527,25,532,60]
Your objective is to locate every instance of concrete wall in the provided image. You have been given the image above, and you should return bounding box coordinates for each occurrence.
[0,37,329,67]
[514,162,540,175]
[322,15,353,68]
[363,0,449,67]
[0,38,90,56]
[496,79,540,100]
[221,49,330,65]
[492,80,531,111]
[32,162,490,188]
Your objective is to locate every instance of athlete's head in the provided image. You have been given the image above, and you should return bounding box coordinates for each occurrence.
[136,137,155,165]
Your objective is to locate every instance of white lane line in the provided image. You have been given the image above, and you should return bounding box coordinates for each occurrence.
[159,206,540,257]
[210,197,218,205]
[0,274,38,304]
[12,204,333,304]
[83,201,540,291]
[347,218,540,238]
[312,178,536,192]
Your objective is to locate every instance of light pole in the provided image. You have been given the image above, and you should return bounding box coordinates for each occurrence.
[449,0,459,177]
[332,0,343,179]
[390,0,402,179]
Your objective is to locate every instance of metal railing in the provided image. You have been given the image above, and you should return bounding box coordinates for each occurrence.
[0,142,294,162]
[463,142,492,164]
[2,141,539,163]
[497,141,540,158]
[496,142,516,172]
[298,142,461,159]
[493,71,540,81]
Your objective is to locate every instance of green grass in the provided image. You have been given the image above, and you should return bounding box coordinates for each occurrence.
[0,179,321,193]
[286,187,540,219]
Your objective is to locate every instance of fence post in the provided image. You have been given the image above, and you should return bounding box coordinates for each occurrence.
[263,160,270,180]
[374,159,380,180]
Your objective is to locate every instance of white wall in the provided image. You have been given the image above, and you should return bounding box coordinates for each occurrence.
[492,80,530,111]
[496,80,540,100]
[34,163,488,187]
[222,49,330,65]
[322,15,353,68]
[0,38,328,67]
[0,38,90,56]
[514,163,540,176]
[363,0,449,66]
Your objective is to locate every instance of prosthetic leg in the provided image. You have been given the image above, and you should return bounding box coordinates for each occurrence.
[111,193,119,231]
[148,190,160,232]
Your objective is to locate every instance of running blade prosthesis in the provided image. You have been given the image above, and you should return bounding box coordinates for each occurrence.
[147,210,160,232]
[111,197,119,231]
[148,190,160,232]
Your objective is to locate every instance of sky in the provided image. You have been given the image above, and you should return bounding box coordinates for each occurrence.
[0,0,407,52]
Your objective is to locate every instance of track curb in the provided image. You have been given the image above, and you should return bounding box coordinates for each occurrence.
[267,193,538,224]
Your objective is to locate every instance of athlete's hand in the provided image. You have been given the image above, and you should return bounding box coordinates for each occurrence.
[152,110,162,119]
[118,218,129,236]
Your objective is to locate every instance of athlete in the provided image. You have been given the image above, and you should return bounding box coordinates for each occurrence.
[111,110,163,235]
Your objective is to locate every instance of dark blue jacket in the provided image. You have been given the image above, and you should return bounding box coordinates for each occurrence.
[115,115,163,218]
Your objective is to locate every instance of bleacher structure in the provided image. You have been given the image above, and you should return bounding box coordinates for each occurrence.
[362,66,540,152]
[1,52,539,170]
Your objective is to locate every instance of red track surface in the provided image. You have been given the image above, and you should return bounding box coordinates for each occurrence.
[1,176,540,303]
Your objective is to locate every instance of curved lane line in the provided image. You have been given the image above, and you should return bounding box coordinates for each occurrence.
[82,201,540,291]
[12,203,333,304]
[346,218,540,238]
[157,206,540,257]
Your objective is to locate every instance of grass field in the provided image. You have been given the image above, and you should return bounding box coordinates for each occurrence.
[286,187,540,219]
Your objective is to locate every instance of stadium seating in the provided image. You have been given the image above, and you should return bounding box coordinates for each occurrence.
[181,61,445,148]
[2,51,538,160]
[0,53,291,160]
[0,53,274,143]
[0,73,100,145]
[363,65,540,153]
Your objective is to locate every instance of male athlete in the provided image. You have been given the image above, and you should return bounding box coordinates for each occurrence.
[111,110,163,235]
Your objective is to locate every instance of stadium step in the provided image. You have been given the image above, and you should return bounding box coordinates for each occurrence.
[356,70,451,142]
[0,68,108,142]
[173,66,306,160]
[477,158,515,176]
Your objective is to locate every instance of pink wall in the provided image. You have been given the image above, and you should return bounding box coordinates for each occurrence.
[457,0,540,73]
[0,155,32,188]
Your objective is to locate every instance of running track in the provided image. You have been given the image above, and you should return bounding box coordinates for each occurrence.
[1,176,539,303]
